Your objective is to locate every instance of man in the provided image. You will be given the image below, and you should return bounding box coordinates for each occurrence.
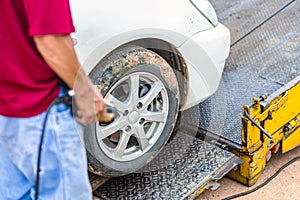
[0,0,108,199]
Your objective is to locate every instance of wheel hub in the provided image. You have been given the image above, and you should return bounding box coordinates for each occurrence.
[128,111,139,124]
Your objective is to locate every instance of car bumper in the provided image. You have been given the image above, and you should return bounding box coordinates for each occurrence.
[177,24,231,110]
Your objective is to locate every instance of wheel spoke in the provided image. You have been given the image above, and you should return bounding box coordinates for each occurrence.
[141,111,167,123]
[114,133,131,158]
[97,118,127,140]
[141,83,163,110]
[106,93,127,113]
[129,74,140,106]
[134,125,150,151]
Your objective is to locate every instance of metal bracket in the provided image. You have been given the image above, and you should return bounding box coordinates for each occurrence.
[244,109,274,147]
[255,92,288,122]
[205,181,221,191]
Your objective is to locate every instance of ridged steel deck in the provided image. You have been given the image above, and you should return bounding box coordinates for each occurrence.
[94,134,240,199]
[182,0,300,145]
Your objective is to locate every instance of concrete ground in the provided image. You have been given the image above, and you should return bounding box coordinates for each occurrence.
[198,147,300,200]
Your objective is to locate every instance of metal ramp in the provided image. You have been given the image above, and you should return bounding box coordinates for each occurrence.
[94,133,241,199]
[182,0,299,146]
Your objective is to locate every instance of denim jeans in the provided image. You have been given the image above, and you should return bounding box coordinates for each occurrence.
[0,90,92,200]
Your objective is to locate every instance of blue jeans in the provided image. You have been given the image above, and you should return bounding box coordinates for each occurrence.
[0,90,92,200]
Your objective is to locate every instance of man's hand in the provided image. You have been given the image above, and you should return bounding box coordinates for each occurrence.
[33,34,110,124]
[73,73,109,124]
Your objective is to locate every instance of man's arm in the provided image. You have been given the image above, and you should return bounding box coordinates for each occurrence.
[33,34,107,124]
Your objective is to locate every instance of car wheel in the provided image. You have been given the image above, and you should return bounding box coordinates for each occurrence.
[85,46,179,177]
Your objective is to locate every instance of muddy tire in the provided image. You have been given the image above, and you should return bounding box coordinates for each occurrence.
[85,46,179,177]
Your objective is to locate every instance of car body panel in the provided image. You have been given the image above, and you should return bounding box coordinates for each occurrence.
[178,24,231,110]
[70,0,230,110]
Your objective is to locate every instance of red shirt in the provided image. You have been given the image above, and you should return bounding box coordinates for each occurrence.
[0,0,75,117]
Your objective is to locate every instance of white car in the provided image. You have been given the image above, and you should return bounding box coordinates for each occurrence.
[71,0,230,176]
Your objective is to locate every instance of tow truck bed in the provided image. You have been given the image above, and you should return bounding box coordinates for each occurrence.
[93,0,300,198]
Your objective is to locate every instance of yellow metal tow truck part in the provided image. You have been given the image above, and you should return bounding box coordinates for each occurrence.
[228,75,300,186]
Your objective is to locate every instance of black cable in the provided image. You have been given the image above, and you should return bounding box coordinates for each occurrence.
[35,101,55,199]
[35,95,72,199]
[222,156,300,200]
[230,0,295,47]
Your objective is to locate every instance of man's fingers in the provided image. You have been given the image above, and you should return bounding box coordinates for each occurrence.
[74,109,83,118]
[75,116,91,125]
[76,112,115,125]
